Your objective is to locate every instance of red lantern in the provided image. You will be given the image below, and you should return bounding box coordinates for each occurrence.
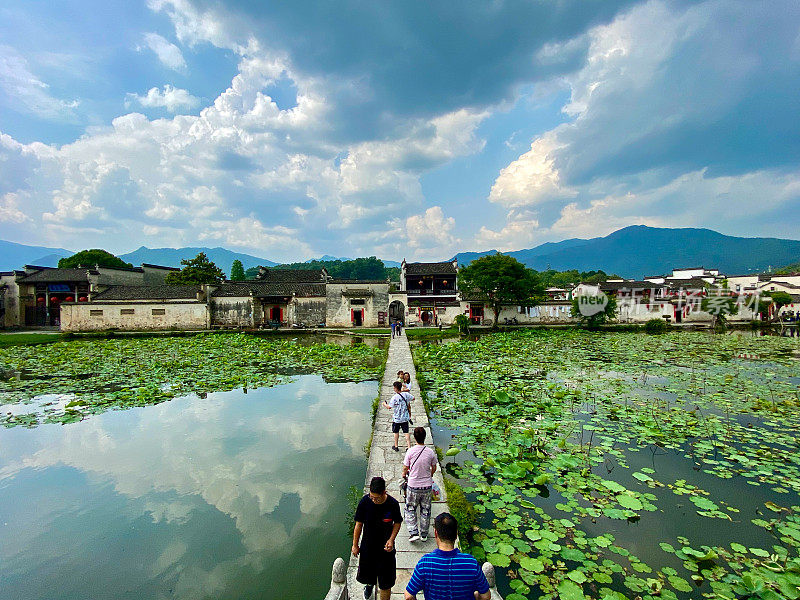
[79,296,88,302]
[443,280,448,286]
[418,280,424,286]
[50,296,59,303]
[37,296,45,303]
[65,296,74,302]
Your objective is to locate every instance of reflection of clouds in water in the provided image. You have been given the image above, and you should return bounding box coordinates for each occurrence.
[0,377,374,597]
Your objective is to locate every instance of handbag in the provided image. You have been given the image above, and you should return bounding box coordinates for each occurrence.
[399,446,426,497]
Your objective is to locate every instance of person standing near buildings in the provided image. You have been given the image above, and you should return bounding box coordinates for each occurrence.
[402,427,437,543]
[383,381,412,452]
[391,319,397,338]
[353,476,403,600]
[404,513,491,600]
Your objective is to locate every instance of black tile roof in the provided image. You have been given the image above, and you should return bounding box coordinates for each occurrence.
[92,285,201,300]
[255,268,328,283]
[664,278,712,288]
[329,279,389,284]
[211,282,326,298]
[760,280,800,290]
[141,263,180,271]
[18,268,94,283]
[404,262,457,275]
[599,280,666,292]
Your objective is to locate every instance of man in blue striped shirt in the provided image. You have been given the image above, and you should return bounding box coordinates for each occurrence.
[404,512,491,600]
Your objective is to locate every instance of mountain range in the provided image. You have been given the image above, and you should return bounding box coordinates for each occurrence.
[3,226,799,277]
[0,240,73,270]
[452,226,800,278]
[118,246,278,273]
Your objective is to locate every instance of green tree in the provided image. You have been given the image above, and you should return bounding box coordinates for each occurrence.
[457,254,543,329]
[58,249,132,269]
[570,291,618,328]
[244,266,260,279]
[230,259,245,281]
[701,294,739,330]
[265,256,396,281]
[165,252,225,285]
[767,291,793,311]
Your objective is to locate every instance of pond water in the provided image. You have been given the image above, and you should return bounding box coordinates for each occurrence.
[0,375,376,600]
[416,330,800,600]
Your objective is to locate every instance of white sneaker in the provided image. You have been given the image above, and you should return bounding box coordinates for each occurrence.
[409,534,421,543]
[420,534,428,542]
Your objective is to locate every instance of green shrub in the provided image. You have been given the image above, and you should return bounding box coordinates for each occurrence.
[644,318,669,334]
[443,476,477,543]
[454,314,471,334]
[345,484,363,537]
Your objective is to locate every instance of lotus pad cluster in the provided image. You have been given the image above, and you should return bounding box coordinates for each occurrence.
[0,333,385,427]
[413,330,800,600]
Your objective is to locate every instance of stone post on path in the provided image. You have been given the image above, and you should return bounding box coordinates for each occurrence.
[323,557,347,600]
[483,562,504,599]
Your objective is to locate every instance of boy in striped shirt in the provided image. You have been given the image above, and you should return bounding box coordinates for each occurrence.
[404,513,491,600]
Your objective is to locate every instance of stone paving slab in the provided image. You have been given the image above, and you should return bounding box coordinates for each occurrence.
[348,334,443,600]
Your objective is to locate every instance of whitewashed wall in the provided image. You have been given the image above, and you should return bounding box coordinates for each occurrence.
[60,301,208,331]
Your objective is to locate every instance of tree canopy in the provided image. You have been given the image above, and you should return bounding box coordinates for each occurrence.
[165,252,225,285]
[767,291,793,310]
[254,256,399,281]
[58,249,132,270]
[458,254,543,328]
[535,269,617,288]
[230,259,245,281]
[773,261,800,275]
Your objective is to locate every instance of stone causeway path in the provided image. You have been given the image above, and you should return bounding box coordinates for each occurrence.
[347,333,449,600]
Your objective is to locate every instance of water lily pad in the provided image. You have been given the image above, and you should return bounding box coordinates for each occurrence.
[557,579,587,600]
[519,557,544,573]
[617,494,643,511]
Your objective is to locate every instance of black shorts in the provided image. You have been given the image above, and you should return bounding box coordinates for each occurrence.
[392,421,409,434]
[357,550,396,590]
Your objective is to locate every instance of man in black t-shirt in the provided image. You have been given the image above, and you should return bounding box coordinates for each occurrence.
[352,476,403,599]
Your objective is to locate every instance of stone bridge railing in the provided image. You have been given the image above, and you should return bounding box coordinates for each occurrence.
[323,557,347,600]
[321,558,504,599]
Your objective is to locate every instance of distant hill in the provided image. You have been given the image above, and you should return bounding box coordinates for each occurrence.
[0,240,73,270]
[119,246,277,274]
[453,226,800,279]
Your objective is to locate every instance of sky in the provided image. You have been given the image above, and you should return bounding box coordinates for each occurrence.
[1,0,799,262]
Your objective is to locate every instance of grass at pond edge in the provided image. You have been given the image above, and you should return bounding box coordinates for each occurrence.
[0,333,63,347]
[444,476,478,545]
[363,395,381,457]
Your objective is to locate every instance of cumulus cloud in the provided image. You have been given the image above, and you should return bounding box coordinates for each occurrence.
[0,193,31,224]
[475,210,541,251]
[486,0,800,248]
[141,32,187,71]
[146,0,637,141]
[0,48,487,260]
[489,135,576,208]
[126,85,200,112]
[379,206,461,262]
[3,0,799,260]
